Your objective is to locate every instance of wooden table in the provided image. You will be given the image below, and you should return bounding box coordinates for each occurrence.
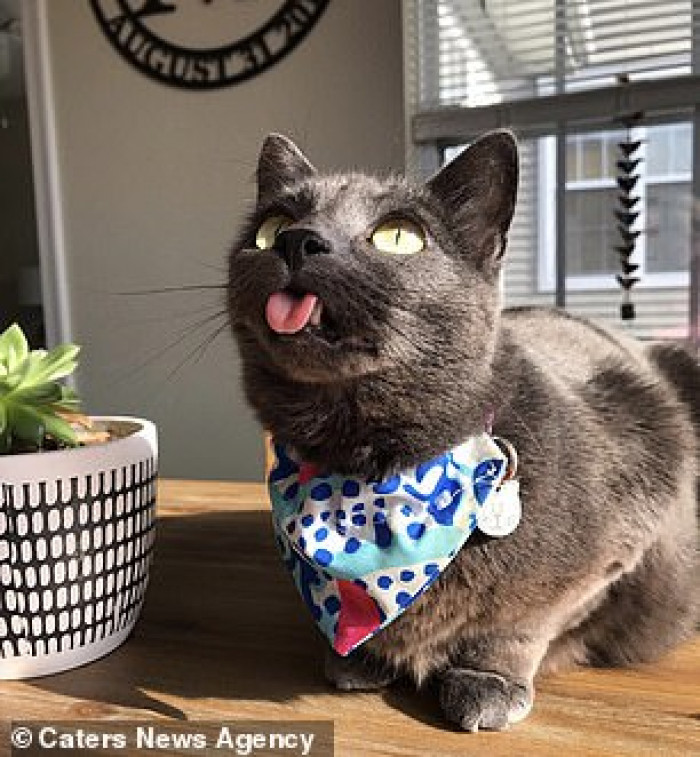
[0,479,697,756]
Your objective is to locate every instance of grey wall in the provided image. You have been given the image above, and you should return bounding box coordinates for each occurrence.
[43,1,404,481]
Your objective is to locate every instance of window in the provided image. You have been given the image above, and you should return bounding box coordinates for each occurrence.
[406,0,699,342]
[539,123,692,290]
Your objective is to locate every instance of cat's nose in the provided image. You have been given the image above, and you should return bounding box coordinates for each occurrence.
[273,228,331,271]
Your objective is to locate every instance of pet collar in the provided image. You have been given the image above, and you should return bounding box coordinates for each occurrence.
[268,435,520,656]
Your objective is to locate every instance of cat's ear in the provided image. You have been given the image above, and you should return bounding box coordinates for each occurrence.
[257,133,316,203]
[427,130,518,262]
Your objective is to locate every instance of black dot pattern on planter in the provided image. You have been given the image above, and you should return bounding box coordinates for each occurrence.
[0,458,157,659]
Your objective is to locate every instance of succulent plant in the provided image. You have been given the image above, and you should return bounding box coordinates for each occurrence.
[0,323,83,454]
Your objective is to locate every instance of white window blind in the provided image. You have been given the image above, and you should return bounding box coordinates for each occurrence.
[417,0,693,110]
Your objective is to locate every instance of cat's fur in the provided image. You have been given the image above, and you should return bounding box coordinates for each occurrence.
[227,132,699,731]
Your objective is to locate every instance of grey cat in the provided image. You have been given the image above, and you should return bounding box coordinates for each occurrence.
[227,131,699,731]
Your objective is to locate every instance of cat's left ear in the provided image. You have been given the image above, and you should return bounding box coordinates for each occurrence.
[427,130,518,263]
[257,133,316,203]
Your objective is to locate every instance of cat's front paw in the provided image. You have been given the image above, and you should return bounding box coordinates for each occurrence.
[439,668,533,732]
[325,649,397,692]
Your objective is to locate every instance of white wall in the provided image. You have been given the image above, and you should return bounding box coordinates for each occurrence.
[39,1,404,481]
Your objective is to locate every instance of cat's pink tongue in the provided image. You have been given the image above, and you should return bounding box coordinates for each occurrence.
[266,292,319,334]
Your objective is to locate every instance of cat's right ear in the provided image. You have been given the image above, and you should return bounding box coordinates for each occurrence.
[257,133,316,203]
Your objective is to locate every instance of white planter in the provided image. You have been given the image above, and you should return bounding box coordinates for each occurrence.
[0,416,157,679]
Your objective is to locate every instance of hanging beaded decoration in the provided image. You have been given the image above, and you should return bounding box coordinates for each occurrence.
[614,77,644,322]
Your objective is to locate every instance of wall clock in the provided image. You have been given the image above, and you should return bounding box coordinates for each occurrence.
[90,0,330,90]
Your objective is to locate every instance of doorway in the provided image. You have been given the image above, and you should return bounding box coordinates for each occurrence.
[0,0,44,346]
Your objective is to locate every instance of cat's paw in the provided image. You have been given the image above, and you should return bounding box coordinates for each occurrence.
[324,649,397,692]
[439,668,533,732]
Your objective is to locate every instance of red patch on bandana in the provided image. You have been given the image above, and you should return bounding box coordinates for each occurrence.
[334,579,382,655]
[298,463,322,484]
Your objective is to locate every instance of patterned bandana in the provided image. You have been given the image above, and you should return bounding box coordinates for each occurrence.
[268,435,520,656]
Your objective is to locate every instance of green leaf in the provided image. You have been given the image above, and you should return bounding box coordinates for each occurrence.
[45,385,82,413]
[0,324,29,374]
[26,343,80,385]
[7,404,46,448]
[60,385,80,403]
[42,412,78,447]
[12,383,64,405]
[12,344,79,388]
[5,351,46,390]
[0,402,6,436]
[51,401,81,414]
[2,355,42,392]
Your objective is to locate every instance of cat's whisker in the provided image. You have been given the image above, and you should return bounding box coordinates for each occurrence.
[114,283,227,296]
[196,261,230,276]
[336,280,434,347]
[161,317,232,384]
[142,303,228,324]
[105,308,230,389]
[111,300,228,328]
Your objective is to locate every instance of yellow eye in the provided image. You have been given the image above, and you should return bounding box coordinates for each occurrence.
[370,218,425,255]
[255,214,293,250]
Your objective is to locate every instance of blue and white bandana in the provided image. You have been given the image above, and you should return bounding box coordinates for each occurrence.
[268,435,519,656]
